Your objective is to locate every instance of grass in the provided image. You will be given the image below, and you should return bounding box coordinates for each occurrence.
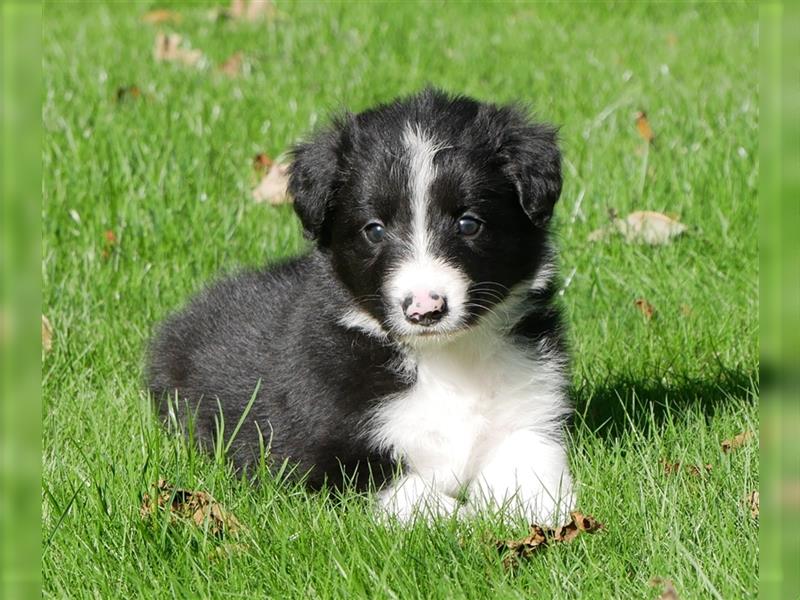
[42,2,758,598]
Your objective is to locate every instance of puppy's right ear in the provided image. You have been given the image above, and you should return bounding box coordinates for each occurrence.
[288,115,352,243]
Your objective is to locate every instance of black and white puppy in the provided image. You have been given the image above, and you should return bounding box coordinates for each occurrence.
[147,88,574,524]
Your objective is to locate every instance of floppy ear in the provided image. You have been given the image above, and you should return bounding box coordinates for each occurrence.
[288,115,352,243]
[498,114,563,228]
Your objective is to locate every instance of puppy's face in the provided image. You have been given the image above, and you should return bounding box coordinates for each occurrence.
[289,90,562,341]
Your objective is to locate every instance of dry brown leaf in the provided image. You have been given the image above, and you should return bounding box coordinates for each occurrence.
[634,298,655,321]
[253,153,274,174]
[153,33,204,67]
[497,511,603,569]
[141,9,183,25]
[617,211,687,244]
[252,162,291,204]
[588,211,687,245]
[42,315,53,353]
[140,479,242,536]
[722,430,753,453]
[230,0,278,21]
[636,111,655,144]
[747,490,759,518]
[218,52,244,77]
[650,577,679,599]
[660,459,712,477]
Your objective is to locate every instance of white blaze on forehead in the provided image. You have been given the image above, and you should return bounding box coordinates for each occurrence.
[402,124,445,260]
[377,124,469,336]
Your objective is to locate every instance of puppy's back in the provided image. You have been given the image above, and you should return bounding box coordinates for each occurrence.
[146,257,309,439]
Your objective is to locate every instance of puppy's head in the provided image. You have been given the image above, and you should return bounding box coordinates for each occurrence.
[289,89,561,342]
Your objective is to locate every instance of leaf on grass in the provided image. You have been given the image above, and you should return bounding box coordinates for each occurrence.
[230,0,278,21]
[218,52,245,77]
[634,298,655,321]
[140,479,243,536]
[660,459,712,477]
[141,9,183,25]
[253,153,274,174]
[636,111,655,144]
[680,304,692,316]
[252,162,291,204]
[747,490,759,518]
[721,430,753,453]
[617,211,687,244]
[650,577,680,599]
[42,315,53,353]
[588,211,687,245]
[497,511,603,569]
[153,33,204,67]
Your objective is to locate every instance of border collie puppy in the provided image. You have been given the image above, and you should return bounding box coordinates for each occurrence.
[147,88,574,524]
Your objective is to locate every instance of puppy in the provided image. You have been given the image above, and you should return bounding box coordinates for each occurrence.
[147,88,574,524]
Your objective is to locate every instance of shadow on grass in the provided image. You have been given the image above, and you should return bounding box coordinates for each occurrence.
[571,367,758,438]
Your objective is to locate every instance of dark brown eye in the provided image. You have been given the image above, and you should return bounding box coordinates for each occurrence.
[457,216,483,237]
[364,222,386,243]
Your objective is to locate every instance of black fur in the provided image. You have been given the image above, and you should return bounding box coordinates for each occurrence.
[147,88,565,490]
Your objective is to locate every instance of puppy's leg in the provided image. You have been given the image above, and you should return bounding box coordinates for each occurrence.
[376,473,458,523]
[468,430,574,525]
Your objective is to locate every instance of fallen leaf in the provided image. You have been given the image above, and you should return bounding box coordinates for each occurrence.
[497,512,603,569]
[746,490,759,518]
[660,459,712,477]
[230,0,278,21]
[141,9,183,25]
[636,110,655,144]
[588,211,687,245]
[42,315,53,353]
[153,33,204,67]
[140,479,243,536]
[650,577,679,599]
[680,304,692,316]
[115,85,141,103]
[634,298,655,321]
[722,430,753,453]
[252,162,291,204]
[617,211,687,244]
[253,153,274,174]
[218,52,244,77]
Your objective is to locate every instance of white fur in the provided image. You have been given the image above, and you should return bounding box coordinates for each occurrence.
[383,256,470,338]
[338,307,388,340]
[402,124,444,260]
[368,291,573,524]
[382,124,470,338]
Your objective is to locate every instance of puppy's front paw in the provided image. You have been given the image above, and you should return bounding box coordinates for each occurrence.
[376,475,458,524]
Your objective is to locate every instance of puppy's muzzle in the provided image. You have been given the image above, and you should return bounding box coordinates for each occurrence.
[402,290,448,326]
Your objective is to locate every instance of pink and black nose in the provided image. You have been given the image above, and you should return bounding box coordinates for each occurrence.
[402,290,448,326]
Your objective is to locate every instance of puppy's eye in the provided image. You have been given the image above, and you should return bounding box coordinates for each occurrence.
[363,222,386,244]
[457,216,483,237]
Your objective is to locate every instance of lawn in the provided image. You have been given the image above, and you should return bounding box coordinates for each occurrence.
[42,2,759,598]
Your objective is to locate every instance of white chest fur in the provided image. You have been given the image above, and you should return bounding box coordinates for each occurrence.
[367,331,569,497]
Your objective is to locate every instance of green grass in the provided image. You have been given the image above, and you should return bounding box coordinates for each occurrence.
[42,2,759,597]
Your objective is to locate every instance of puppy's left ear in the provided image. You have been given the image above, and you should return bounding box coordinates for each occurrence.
[288,115,353,243]
[499,116,563,228]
